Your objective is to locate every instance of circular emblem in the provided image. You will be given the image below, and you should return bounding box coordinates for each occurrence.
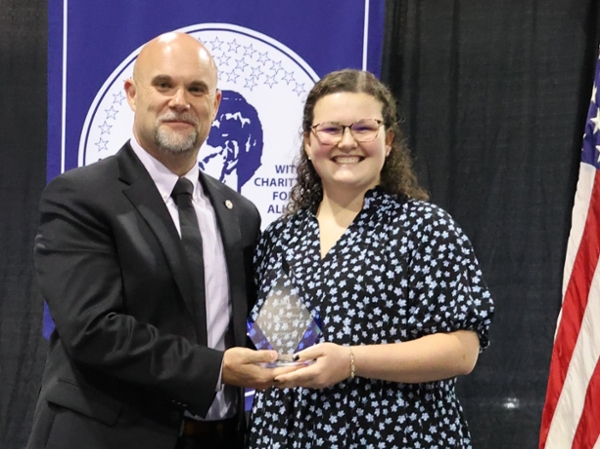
[79,23,319,227]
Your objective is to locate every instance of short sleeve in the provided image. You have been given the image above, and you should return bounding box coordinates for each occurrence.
[404,203,494,350]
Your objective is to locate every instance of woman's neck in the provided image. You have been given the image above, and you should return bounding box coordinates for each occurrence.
[315,190,365,259]
[317,189,366,227]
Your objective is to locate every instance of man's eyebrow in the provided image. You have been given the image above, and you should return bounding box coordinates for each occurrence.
[149,75,209,91]
[188,80,210,90]
[151,74,173,84]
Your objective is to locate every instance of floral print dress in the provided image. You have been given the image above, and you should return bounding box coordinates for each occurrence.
[248,189,494,449]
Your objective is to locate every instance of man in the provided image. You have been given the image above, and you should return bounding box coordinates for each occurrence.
[27,32,283,449]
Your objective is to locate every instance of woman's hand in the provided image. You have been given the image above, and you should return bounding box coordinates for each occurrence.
[273,342,352,389]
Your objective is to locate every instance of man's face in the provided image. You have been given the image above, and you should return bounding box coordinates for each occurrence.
[126,35,221,158]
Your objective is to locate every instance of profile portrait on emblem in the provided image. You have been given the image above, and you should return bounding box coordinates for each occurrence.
[199,90,263,192]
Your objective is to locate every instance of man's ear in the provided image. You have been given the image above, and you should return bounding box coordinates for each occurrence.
[124,78,137,111]
[212,89,222,121]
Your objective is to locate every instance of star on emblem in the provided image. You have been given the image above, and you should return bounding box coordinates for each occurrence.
[243,44,256,58]
[264,74,278,88]
[281,71,295,85]
[209,37,224,51]
[99,121,112,135]
[95,137,109,152]
[228,39,241,53]
[257,51,269,64]
[225,70,240,83]
[244,77,258,91]
[112,91,125,105]
[105,106,118,120]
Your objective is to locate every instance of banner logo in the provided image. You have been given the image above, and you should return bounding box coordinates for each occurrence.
[79,24,319,226]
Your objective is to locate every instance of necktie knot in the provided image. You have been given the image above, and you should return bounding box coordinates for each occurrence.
[172,177,194,203]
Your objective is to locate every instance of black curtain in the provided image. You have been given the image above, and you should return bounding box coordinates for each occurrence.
[2,1,599,448]
[0,2,49,449]
[381,1,600,447]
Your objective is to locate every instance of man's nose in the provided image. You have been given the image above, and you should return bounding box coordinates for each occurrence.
[169,87,190,109]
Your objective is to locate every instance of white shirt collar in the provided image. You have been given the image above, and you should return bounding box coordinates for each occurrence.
[129,137,201,201]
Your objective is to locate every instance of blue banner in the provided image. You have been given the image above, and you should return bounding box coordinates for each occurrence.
[45,1,385,368]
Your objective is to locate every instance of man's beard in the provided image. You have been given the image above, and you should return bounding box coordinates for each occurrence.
[154,112,200,155]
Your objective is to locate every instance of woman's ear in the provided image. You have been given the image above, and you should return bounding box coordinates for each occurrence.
[304,133,313,160]
[385,130,394,156]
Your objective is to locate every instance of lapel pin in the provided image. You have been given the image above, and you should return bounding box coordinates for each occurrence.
[224,199,233,210]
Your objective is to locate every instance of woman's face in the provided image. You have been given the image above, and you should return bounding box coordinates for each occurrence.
[304,92,392,198]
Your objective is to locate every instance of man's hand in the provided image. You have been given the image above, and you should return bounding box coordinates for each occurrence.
[222,347,297,390]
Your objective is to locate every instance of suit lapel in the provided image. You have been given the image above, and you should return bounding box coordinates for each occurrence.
[115,143,203,342]
[199,173,247,347]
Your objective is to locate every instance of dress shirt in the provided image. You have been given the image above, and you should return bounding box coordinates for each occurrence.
[130,138,235,420]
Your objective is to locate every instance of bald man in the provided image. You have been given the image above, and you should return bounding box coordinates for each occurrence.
[27,32,283,449]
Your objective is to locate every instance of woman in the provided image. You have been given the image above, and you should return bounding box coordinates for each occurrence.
[248,69,494,448]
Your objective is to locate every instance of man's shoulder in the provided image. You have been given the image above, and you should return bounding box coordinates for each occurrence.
[59,157,116,181]
[200,171,256,210]
[47,143,133,187]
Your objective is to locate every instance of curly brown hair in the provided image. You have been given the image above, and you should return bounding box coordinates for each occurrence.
[286,69,428,215]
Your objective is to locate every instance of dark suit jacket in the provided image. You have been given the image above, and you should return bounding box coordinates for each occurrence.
[27,143,261,449]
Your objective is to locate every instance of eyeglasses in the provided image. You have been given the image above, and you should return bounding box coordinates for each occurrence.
[310,119,383,145]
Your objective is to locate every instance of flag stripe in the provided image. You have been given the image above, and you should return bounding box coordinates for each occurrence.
[562,164,596,295]
[545,260,600,447]
[540,166,600,448]
[572,359,600,448]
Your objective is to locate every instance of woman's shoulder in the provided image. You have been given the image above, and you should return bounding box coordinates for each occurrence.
[402,198,451,220]
[261,209,311,238]
[382,196,454,228]
[381,196,470,246]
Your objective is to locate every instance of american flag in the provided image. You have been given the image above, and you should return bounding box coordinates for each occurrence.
[539,52,600,449]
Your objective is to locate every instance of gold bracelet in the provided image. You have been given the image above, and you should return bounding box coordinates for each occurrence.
[348,347,355,379]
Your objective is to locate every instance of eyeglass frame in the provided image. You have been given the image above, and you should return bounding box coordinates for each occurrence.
[309,119,384,145]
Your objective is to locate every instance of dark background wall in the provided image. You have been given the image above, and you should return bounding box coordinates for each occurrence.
[0,1,49,448]
[380,1,600,447]
[1,1,598,448]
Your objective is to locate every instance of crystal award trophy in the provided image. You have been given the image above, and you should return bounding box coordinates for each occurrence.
[247,259,322,367]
